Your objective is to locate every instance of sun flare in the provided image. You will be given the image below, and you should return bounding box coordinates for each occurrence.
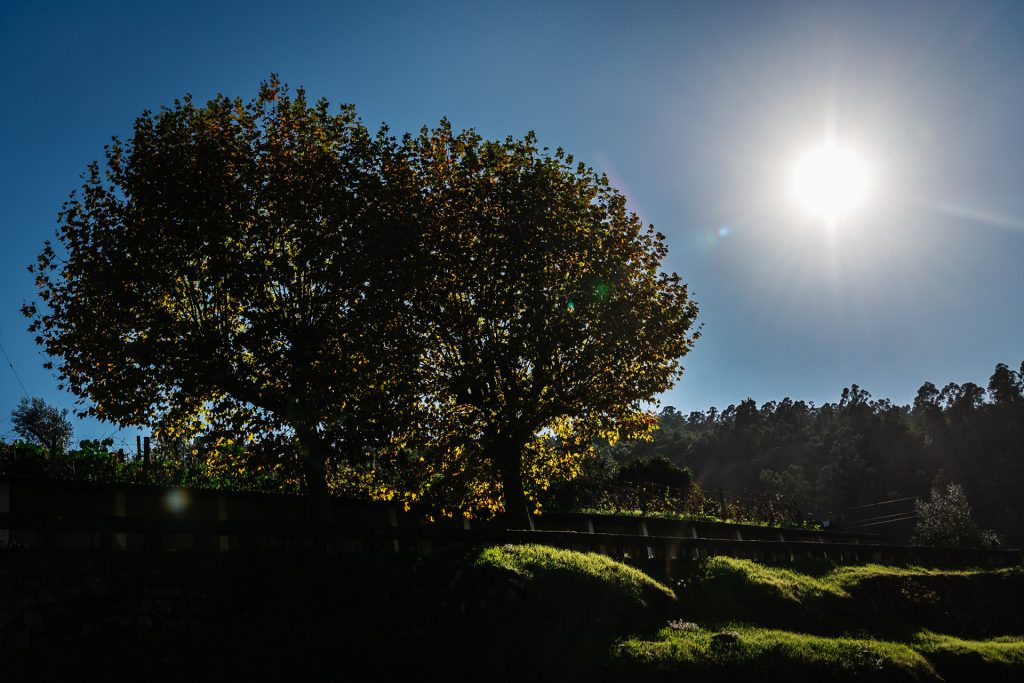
[792,143,869,221]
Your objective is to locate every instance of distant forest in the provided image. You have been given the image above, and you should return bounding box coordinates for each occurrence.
[568,361,1024,544]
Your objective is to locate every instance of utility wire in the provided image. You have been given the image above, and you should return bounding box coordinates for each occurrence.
[825,496,921,515]
[0,339,30,399]
[846,515,920,529]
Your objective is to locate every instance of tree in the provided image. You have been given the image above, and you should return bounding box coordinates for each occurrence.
[988,363,1023,406]
[24,77,424,512]
[912,483,1000,548]
[617,456,692,490]
[10,397,73,454]
[403,123,700,526]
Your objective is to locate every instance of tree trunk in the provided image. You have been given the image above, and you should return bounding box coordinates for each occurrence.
[295,426,332,523]
[497,442,532,530]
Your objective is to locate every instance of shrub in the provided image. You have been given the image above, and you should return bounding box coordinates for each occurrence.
[913,483,1001,548]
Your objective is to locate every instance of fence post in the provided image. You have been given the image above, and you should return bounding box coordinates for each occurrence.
[0,479,9,546]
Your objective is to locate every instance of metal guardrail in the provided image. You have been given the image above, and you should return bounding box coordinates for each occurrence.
[0,512,1018,570]
[1,476,1018,569]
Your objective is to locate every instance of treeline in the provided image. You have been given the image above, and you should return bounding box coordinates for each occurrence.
[5,361,1020,538]
[583,362,1024,543]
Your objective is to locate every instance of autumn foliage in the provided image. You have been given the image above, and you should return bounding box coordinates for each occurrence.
[25,77,699,524]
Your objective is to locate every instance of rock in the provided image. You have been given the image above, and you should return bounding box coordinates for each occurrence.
[711,630,741,647]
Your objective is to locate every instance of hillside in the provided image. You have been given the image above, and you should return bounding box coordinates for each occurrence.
[3,546,1022,681]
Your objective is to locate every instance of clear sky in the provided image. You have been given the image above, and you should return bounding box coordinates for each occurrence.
[1,0,1023,447]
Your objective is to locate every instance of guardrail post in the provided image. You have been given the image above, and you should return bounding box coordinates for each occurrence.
[775,531,789,562]
[640,521,654,559]
[690,526,700,559]
[0,480,9,546]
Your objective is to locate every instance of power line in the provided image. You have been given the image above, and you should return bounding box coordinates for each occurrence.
[825,496,921,515]
[0,339,30,399]
[846,515,920,529]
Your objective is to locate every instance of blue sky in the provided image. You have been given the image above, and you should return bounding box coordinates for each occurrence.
[1,0,1023,446]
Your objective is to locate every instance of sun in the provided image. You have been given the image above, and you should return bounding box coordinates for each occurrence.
[792,143,869,221]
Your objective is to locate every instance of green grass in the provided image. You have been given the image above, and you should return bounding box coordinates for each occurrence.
[574,506,822,528]
[678,555,1006,601]
[911,631,1024,682]
[612,556,1024,682]
[473,543,676,606]
[612,625,938,682]
[670,556,1023,634]
[826,562,1011,588]
[610,625,1024,683]
[462,543,676,630]
[3,546,1021,682]
[670,556,847,629]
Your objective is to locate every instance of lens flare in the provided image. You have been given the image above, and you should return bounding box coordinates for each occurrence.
[165,488,188,513]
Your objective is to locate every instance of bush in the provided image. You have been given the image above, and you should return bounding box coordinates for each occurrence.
[0,437,297,493]
[913,483,1001,548]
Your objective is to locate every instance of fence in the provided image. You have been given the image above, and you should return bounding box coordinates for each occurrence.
[1,476,1018,571]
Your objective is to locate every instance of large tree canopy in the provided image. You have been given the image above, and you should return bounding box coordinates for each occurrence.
[26,79,700,525]
[397,123,699,525]
[25,78,424,507]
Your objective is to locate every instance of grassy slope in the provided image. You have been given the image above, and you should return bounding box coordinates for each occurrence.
[3,547,1022,682]
[614,555,1024,682]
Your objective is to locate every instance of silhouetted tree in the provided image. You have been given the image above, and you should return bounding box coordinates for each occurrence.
[618,456,692,489]
[10,397,73,454]
[404,122,700,526]
[988,362,1023,406]
[24,77,424,512]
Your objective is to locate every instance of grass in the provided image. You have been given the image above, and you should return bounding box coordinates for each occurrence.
[3,546,1021,681]
[610,625,1024,683]
[473,543,676,610]
[609,556,1024,682]
[677,555,1009,601]
[454,551,1024,681]
[574,506,822,528]
[669,556,1024,633]
[612,625,937,682]
[911,631,1024,682]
